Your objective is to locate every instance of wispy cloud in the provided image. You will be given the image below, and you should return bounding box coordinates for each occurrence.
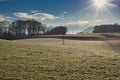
[0,15,11,22]
[106,0,118,8]
[31,10,40,13]
[14,12,60,21]
[63,11,68,14]
[71,20,90,25]
[94,19,107,23]
[78,21,90,24]
[107,3,118,8]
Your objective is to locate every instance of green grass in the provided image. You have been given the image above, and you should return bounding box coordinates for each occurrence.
[0,38,120,80]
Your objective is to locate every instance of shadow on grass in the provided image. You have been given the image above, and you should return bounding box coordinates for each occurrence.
[31,35,120,41]
[1,33,120,41]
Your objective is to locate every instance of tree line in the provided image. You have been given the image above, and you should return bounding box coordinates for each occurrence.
[93,24,120,33]
[0,20,67,40]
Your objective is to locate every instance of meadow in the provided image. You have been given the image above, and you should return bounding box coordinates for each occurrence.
[0,33,120,80]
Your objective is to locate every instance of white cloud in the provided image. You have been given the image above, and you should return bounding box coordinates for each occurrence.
[78,21,90,24]
[31,10,40,13]
[107,3,118,8]
[63,11,68,14]
[0,15,11,22]
[94,19,107,23]
[60,15,64,18]
[59,15,65,20]
[14,12,59,21]
[70,19,108,26]
[71,20,90,25]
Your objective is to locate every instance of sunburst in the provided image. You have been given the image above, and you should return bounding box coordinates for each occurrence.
[94,0,107,9]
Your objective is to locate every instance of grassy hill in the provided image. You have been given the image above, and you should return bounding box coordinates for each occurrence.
[0,33,120,80]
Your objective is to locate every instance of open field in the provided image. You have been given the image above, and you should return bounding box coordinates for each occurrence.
[0,33,120,80]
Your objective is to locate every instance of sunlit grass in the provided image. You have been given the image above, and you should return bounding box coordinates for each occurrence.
[0,36,120,80]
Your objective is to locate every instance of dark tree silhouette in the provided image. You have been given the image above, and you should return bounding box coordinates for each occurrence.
[93,24,120,33]
[8,20,46,39]
[46,26,67,35]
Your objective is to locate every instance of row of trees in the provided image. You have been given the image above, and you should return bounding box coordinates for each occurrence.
[45,26,67,35]
[0,20,46,39]
[93,24,120,33]
[0,20,67,40]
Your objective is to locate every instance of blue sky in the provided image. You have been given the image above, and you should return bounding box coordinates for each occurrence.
[0,0,120,26]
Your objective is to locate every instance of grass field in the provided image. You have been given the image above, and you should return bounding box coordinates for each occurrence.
[0,33,120,80]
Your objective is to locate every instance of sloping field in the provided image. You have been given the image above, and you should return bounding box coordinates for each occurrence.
[0,34,120,80]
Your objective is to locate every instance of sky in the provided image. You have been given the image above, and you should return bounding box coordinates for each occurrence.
[0,0,120,27]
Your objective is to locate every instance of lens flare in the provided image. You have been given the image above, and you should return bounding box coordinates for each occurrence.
[94,0,107,9]
[79,0,116,22]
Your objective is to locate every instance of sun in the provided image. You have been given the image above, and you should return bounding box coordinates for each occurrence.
[94,0,107,8]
